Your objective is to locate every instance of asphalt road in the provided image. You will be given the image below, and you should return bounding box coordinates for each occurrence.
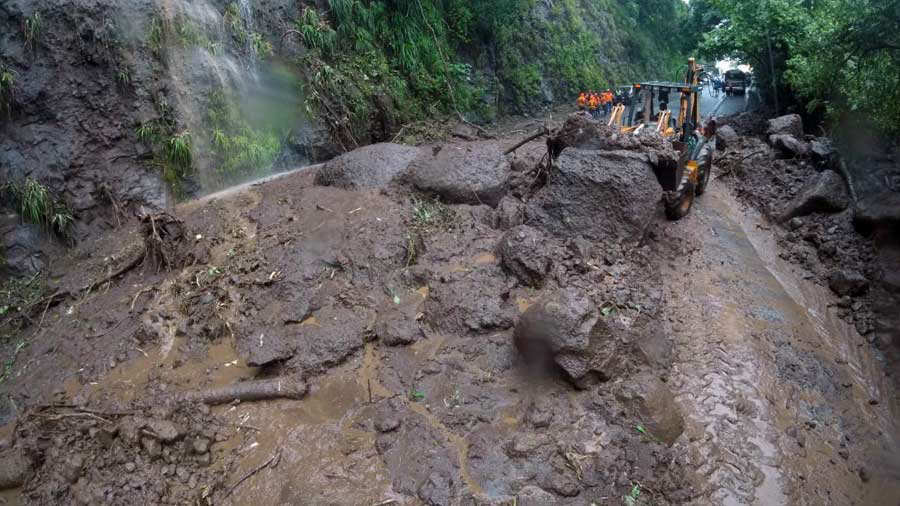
[663,84,754,123]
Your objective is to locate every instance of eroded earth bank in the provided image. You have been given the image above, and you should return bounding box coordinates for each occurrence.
[0,112,898,505]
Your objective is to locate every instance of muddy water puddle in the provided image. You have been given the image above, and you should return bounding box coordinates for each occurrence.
[667,183,899,505]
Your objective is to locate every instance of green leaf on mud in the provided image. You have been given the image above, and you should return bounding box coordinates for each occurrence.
[393,295,401,305]
[409,389,425,401]
[635,424,646,435]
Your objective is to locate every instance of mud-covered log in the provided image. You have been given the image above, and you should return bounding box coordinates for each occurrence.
[179,376,308,405]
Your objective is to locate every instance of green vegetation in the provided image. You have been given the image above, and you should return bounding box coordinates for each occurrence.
[137,119,193,194]
[206,89,282,185]
[1,178,73,237]
[624,483,643,506]
[223,2,274,60]
[0,64,14,119]
[692,0,900,136]
[294,0,690,143]
[23,12,41,53]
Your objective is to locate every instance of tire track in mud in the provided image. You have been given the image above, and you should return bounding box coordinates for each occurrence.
[663,183,900,505]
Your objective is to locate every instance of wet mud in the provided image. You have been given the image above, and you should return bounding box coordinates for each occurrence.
[0,114,897,505]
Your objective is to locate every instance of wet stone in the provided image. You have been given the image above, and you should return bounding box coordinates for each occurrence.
[516,485,557,506]
[418,471,453,506]
[124,462,136,473]
[192,437,210,454]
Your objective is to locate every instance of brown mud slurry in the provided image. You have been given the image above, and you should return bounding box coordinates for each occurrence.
[663,180,899,505]
[0,127,898,504]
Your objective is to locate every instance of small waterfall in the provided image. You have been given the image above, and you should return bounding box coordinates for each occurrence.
[152,0,308,197]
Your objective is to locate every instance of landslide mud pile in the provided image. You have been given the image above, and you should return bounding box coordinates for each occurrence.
[0,115,698,504]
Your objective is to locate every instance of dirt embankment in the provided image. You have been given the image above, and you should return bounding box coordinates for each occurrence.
[0,116,703,505]
[716,112,900,373]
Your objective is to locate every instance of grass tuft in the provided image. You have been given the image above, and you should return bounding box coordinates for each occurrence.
[1,178,73,237]
[0,64,15,119]
[23,12,41,53]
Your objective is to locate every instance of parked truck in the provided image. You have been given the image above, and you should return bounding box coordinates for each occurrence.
[724,69,748,95]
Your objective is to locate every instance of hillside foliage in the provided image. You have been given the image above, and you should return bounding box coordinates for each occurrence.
[691,0,900,137]
[294,0,691,143]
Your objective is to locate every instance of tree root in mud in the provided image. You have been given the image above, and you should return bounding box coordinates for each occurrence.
[141,212,187,272]
[178,376,308,406]
[504,126,550,155]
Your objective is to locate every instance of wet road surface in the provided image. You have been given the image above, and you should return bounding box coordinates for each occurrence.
[662,178,900,505]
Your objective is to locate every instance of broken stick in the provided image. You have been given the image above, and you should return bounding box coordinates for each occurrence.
[178,376,308,406]
[504,127,550,155]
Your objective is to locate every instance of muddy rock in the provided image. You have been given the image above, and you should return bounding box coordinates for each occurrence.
[497,225,553,288]
[314,143,421,189]
[374,399,403,433]
[61,453,85,483]
[526,149,660,242]
[1,219,46,277]
[493,196,525,230]
[0,449,31,490]
[716,125,739,150]
[767,114,804,138]
[145,419,185,443]
[516,485,558,505]
[780,169,848,220]
[418,471,455,505]
[828,269,869,296]
[513,288,599,383]
[425,267,514,333]
[810,138,836,165]
[375,304,424,346]
[614,372,684,445]
[406,141,510,207]
[769,134,809,158]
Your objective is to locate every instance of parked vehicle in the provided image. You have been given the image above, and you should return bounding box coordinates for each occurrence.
[724,69,748,95]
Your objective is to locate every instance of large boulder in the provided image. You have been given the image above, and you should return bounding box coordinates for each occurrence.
[315,143,421,189]
[716,125,739,151]
[525,149,661,242]
[514,288,630,386]
[780,169,848,220]
[769,134,809,158]
[514,288,599,384]
[406,141,509,207]
[497,225,553,288]
[767,114,804,138]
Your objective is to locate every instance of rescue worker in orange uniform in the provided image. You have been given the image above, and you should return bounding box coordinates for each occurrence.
[602,89,614,115]
[577,91,587,110]
[588,91,600,119]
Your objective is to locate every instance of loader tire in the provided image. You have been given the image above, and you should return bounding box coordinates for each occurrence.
[695,155,712,196]
[664,179,696,220]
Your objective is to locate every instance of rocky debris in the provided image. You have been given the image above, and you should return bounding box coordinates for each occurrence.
[513,288,601,384]
[145,419,186,442]
[716,125,739,151]
[493,196,525,230]
[1,219,46,277]
[829,270,869,296]
[314,143,421,189]
[810,138,837,165]
[614,372,685,445]
[0,448,32,490]
[780,169,848,220]
[767,113,804,138]
[406,141,510,207]
[769,134,809,158]
[375,303,424,346]
[497,225,553,288]
[526,148,661,242]
[374,399,403,433]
